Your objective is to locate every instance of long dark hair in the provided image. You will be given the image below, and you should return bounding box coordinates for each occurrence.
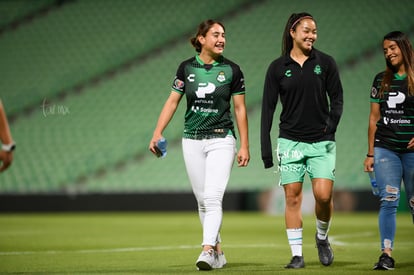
[380,31,414,97]
[190,19,225,53]
[281,12,315,56]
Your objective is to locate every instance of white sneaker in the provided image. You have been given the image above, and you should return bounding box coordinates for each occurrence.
[213,252,227,269]
[196,249,215,270]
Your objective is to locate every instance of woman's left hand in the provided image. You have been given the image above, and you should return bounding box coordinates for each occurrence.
[408,137,414,150]
[237,148,250,167]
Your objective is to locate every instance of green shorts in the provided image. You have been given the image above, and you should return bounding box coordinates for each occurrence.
[277,138,336,185]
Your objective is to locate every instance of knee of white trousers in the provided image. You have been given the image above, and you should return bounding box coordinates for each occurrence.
[203,196,223,210]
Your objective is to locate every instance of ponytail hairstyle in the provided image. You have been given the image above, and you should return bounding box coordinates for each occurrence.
[190,19,225,53]
[380,31,414,97]
[281,12,314,56]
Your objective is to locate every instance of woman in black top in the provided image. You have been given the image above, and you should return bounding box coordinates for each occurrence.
[261,12,343,269]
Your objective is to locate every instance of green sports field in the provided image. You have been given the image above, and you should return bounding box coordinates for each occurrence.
[0,212,412,274]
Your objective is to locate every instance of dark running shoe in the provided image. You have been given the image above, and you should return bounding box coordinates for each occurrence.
[315,234,334,266]
[285,255,305,268]
[373,253,395,270]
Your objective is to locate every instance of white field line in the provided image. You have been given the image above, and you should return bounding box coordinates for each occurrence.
[2,244,281,256]
[329,231,375,246]
[2,232,412,256]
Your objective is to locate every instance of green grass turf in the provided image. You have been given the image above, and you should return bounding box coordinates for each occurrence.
[0,212,412,274]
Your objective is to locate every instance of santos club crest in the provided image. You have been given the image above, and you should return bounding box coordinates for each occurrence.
[217,71,226,82]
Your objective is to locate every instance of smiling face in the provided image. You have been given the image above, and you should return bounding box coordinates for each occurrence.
[290,18,317,53]
[198,23,225,58]
[383,39,403,71]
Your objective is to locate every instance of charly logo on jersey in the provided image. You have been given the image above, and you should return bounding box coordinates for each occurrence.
[217,71,226,82]
[314,65,322,75]
[187,74,195,82]
[285,70,292,77]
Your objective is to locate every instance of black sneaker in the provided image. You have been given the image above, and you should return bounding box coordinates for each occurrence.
[373,253,395,270]
[285,255,305,268]
[315,234,334,266]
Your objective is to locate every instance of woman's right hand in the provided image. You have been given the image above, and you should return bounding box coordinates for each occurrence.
[149,134,163,156]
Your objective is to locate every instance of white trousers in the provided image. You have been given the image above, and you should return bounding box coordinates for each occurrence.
[182,136,236,246]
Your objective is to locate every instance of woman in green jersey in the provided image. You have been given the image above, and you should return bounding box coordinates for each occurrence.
[149,19,249,271]
[364,31,414,271]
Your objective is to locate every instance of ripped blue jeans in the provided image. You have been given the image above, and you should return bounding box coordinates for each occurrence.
[374,147,414,251]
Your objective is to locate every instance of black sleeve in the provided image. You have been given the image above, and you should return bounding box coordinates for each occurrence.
[370,72,383,102]
[325,56,344,134]
[260,62,279,169]
[172,61,186,93]
[230,63,246,94]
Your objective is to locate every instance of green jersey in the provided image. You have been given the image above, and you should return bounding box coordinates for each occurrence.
[371,72,414,152]
[172,55,245,139]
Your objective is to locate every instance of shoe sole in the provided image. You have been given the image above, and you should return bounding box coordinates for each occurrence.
[321,257,334,266]
[373,265,394,270]
[285,257,305,268]
[319,252,334,266]
[285,265,305,269]
[196,261,213,270]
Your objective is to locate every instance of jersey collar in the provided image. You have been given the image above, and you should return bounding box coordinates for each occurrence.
[284,48,316,65]
[195,54,222,66]
[394,73,407,80]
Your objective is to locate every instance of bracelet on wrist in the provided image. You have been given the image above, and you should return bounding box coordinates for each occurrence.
[2,142,16,152]
[366,154,374,158]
